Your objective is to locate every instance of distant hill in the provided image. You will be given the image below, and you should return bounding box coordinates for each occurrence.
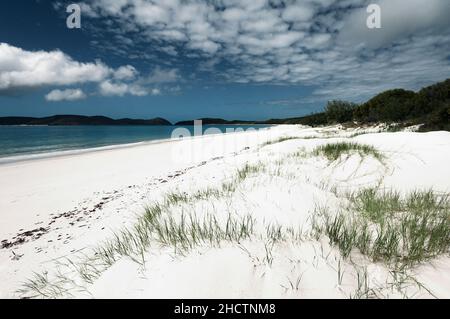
[0,115,172,126]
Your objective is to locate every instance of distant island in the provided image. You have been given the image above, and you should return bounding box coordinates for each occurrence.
[0,115,172,126]
[1,78,448,131]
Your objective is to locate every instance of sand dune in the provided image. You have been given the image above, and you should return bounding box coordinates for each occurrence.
[0,125,449,298]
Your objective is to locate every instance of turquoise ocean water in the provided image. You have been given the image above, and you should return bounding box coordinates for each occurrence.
[0,125,270,162]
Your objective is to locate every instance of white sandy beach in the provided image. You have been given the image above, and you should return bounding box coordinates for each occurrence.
[0,124,449,299]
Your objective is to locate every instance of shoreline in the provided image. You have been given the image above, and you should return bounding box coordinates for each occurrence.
[0,125,275,166]
[0,138,173,166]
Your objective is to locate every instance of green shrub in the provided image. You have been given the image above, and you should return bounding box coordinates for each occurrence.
[325,100,358,123]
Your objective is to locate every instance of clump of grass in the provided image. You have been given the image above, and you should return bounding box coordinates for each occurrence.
[261,136,299,147]
[17,271,78,299]
[350,266,378,299]
[146,211,254,251]
[314,188,450,267]
[350,188,402,223]
[287,147,308,159]
[97,208,256,264]
[265,224,285,242]
[17,272,53,299]
[313,142,384,162]
[236,163,264,181]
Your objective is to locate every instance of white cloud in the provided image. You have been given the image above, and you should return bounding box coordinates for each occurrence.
[0,43,111,91]
[114,65,138,80]
[338,0,450,49]
[97,66,180,97]
[99,80,129,96]
[79,2,100,18]
[150,88,161,96]
[99,79,162,97]
[45,88,86,102]
[128,85,148,97]
[144,67,180,84]
[282,4,315,22]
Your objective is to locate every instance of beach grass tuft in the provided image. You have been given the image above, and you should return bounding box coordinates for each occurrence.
[261,136,299,147]
[314,188,450,267]
[313,142,384,162]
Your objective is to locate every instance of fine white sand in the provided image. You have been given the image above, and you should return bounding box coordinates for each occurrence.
[0,124,449,299]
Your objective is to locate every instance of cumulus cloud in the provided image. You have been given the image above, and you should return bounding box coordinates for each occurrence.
[45,88,87,102]
[99,80,129,96]
[0,43,110,92]
[99,80,146,97]
[98,80,162,97]
[113,65,138,80]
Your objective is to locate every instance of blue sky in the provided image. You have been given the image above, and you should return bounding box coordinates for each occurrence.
[0,0,449,122]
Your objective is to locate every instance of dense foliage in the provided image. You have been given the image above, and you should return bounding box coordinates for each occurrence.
[287,78,449,131]
[325,100,358,123]
[353,89,417,122]
[353,79,449,127]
